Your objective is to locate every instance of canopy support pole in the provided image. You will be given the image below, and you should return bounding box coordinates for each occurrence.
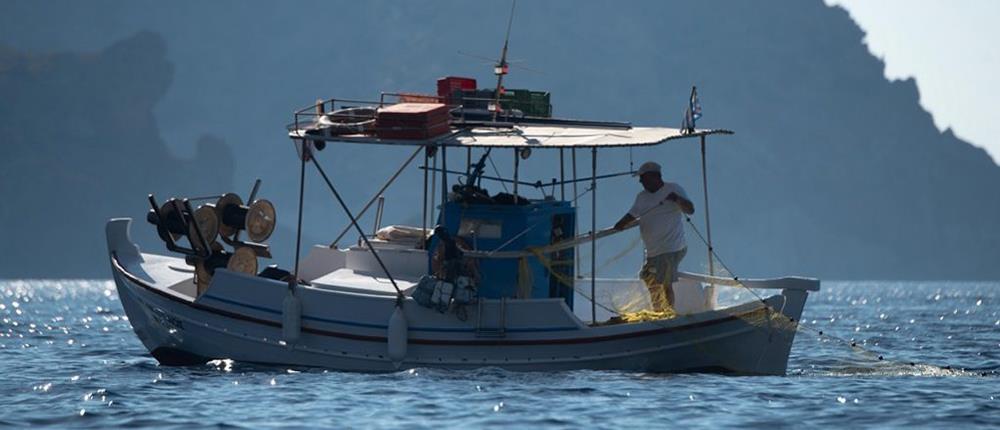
[292,143,307,289]
[700,135,716,308]
[428,146,438,227]
[590,146,597,324]
[513,149,520,200]
[572,148,579,277]
[422,146,429,249]
[559,148,565,200]
[312,158,403,299]
[329,146,423,248]
[441,145,448,226]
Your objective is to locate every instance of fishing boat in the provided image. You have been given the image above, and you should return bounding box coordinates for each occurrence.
[106,92,819,375]
[106,16,818,373]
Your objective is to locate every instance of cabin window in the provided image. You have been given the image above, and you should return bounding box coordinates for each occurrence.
[458,219,502,239]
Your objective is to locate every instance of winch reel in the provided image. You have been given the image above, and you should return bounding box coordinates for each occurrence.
[145,182,276,294]
[146,197,218,257]
[213,193,276,243]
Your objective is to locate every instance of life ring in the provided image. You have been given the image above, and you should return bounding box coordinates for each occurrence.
[317,107,376,135]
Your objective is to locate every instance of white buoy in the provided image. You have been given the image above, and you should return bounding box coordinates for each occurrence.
[387,303,408,368]
[282,288,301,345]
[705,285,718,310]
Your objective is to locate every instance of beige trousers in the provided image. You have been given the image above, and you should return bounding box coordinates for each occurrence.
[639,247,687,312]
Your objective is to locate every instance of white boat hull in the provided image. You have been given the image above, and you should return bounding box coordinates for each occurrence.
[108,218,816,375]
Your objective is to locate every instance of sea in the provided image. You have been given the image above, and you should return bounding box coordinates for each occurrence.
[1,280,997,429]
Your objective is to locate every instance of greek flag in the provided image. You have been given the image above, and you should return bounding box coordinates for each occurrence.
[680,86,702,133]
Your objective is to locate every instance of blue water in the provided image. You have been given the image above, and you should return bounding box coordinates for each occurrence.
[1,280,997,428]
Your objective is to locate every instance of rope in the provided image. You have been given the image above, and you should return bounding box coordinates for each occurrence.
[466,225,627,259]
[570,183,593,205]
[311,157,405,301]
[682,216,767,304]
[525,247,623,317]
[575,234,641,279]
[677,214,910,367]
[487,152,509,193]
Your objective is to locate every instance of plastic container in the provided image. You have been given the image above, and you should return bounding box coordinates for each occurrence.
[375,103,452,140]
[437,76,477,105]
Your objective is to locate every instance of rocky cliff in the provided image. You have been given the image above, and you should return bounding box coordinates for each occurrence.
[1,1,997,279]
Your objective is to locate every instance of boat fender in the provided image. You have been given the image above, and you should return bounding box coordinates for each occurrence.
[282,288,301,345]
[387,304,408,368]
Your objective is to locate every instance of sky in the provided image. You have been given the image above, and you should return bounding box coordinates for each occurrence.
[827,0,1000,165]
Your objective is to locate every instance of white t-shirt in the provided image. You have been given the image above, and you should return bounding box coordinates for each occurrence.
[628,182,690,257]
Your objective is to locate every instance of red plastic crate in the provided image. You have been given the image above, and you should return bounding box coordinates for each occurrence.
[437,76,476,105]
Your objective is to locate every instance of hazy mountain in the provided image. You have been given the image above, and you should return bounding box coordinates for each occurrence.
[0,0,997,279]
[0,33,312,277]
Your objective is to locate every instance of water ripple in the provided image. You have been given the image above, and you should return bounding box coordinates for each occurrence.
[1,280,998,428]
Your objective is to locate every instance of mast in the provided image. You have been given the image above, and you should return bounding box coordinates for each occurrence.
[490,0,516,122]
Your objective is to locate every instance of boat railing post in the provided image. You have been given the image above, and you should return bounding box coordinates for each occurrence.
[373,195,385,235]
[329,146,423,248]
[476,299,483,334]
[499,297,506,337]
[311,158,404,298]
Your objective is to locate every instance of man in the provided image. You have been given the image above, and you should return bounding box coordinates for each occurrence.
[613,161,694,312]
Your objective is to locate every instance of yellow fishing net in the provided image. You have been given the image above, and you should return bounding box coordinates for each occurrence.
[617,309,677,322]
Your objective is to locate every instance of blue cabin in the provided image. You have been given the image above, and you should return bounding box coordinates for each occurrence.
[428,198,576,309]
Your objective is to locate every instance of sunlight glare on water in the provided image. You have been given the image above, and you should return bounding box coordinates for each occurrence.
[0,280,997,428]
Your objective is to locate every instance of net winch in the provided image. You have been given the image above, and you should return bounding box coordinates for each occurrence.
[145,182,277,294]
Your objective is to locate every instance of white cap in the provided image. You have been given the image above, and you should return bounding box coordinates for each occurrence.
[635,161,661,176]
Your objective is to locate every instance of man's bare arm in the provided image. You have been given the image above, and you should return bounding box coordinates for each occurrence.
[614,213,636,230]
[669,193,695,215]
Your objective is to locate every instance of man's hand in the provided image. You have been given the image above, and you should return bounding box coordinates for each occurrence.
[675,194,695,215]
[614,213,636,231]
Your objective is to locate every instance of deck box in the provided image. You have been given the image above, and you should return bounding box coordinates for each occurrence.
[375,103,452,140]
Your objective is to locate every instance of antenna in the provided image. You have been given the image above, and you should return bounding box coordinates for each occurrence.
[458,51,545,74]
[490,0,517,122]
